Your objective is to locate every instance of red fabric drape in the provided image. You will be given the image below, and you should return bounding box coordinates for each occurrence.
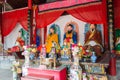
[67,2,106,24]
[36,0,108,46]
[66,0,108,47]
[2,8,28,37]
[36,10,64,28]
[2,12,18,37]
[114,0,120,29]
[17,8,28,30]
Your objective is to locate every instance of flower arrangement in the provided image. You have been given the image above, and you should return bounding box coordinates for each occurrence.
[71,44,80,56]
[22,45,38,61]
[71,43,85,59]
[83,45,93,58]
[22,46,32,55]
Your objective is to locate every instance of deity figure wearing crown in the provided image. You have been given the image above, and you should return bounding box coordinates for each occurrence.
[63,24,77,48]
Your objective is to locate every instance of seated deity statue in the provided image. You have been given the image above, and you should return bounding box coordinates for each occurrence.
[84,24,103,57]
[45,26,60,58]
[63,24,77,46]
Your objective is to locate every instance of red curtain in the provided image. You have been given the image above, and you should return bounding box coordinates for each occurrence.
[2,12,18,37]
[114,0,120,29]
[17,8,28,30]
[66,0,108,47]
[36,0,108,46]
[36,10,64,28]
[67,2,106,24]
[2,8,28,37]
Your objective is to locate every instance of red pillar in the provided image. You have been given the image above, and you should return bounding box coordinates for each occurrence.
[109,57,116,76]
[28,0,32,9]
[27,0,33,45]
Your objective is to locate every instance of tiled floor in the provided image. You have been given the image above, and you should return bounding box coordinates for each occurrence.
[0,69,13,80]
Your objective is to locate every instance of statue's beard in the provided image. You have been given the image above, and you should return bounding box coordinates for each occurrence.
[50,33,53,35]
[91,29,95,32]
[68,30,72,34]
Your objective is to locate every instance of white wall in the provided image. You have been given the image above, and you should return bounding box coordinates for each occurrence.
[4,23,23,50]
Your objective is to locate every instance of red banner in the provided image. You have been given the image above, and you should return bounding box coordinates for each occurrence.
[38,0,100,12]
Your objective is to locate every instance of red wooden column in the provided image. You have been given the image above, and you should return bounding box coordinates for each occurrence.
[107,0,116,76]
[107,0,115,52]
[27,0,33,45]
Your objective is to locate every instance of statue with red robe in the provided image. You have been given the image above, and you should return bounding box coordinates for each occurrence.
[84,24,103,57]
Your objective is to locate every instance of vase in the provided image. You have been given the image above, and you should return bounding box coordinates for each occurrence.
[70,56,82,80]
[12,66,17,80]
[25,55,30,65]
[29,53,35,60]
[70,63,82,80]
[90,52,97,63]
[13,71,17,80]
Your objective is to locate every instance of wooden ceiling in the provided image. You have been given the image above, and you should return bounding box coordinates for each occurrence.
[7,0,46,9]
[0,0,64,12]
[0,0,46,11]
[0,4,2,12]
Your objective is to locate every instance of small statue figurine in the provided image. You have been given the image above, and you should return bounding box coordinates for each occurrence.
[22,46,31,66]
[40,44,46,58]
[61,41,70,60]
[49,41,56,58]
[11,61,20,80]
[30,48,37,60]
[82,73,88,80]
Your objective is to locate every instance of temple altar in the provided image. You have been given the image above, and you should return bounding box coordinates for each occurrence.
[21,66,67,80]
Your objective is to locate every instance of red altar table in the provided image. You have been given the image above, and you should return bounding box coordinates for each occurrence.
[21,66,67,80]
